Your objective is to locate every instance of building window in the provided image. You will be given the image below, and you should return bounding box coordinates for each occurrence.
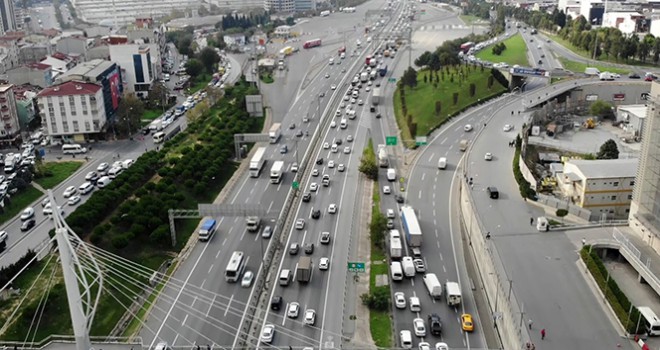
[68,96,75,104]
[48,107,54,114]
[90,96,96,103]
[51,124,57,133]
[71,109,76,116]
[62,123,69,132]
[611,195,617,200]
[93,120,100,130]
[613,182,619,187]
[630,181,635,186]
[628,194,633,200]
[72,121,79,132]
[133,54,145,83]
[84,121,90,131]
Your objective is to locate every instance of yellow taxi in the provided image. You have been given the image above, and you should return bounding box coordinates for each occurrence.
[461,313,475,332]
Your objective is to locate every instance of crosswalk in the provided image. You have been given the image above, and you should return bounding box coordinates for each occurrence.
[417,24,469,31]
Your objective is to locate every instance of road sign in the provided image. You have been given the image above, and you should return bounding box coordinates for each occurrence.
[386,136,397,146]
[415,136,428,146]
[388,78,396,83]
[347,262,365,273]
[292,181,299,189]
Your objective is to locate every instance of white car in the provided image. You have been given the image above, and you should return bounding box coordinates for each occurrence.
[418,342,431,350]
[328,160,335,168]
[20,207,35,221]
[260,324,275,343]
[394,292,406,309]
[343,95,350,101]
[97,162,109,173]
[338,164,345,172]
[358,99,364,105]
[344,147,351,154]
[287,302,300,318]
[309,183,319,192]
[340,102,346,108]
[331,84,337,90]
[383,185,391,194]
[485,152,493,161]
[312,169,319,177]
[413,258,426,272]
[241,270,254,287]
[304,309,316,325]
[336,109,342,116]
[503,124,513,132]
[319,257,329,270]
[63,185,77,198]
[328,203,337,214]
[464,124,473,132]
[323,142,330,149]
[367,81,373,86]
[332,144,339,153]
[435,343,449,350]
[347,135,354,142]
[366,86,371,92]
[387,209,395,218]
[295,219,306,230]
[67,195,81,206]
[325,73,330,78]
[413,318,427,337]
[330,121,337,128]
[350,98,357,104]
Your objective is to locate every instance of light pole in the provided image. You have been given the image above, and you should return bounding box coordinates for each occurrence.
[127,107,133,140]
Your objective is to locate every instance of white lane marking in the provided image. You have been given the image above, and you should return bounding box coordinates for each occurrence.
[208,264,214,274]
[441,137,448,145]
[435,229,439,238]
[216,250,221,259]
[200,279,206,289]
[181,314,188,326]
[191,296,198,308]
[421,173,425,181]
[206,294,216,317]
[224,294,234,317]
[418,190,422,199]
[239,228,247,241]
[267,200,274,214]
[428,153,434,162]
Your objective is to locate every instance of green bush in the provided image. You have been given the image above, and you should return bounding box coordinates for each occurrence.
[361,286,390,311]
[512,138,536,200]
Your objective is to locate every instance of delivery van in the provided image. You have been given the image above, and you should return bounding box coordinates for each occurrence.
[401,257,416,277]
[390,261,403,281]
[438,157,447,169]
[536,217,549,232]
[279,269,292,286]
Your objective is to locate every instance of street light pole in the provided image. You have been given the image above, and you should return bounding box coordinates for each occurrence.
[127,107,133,140]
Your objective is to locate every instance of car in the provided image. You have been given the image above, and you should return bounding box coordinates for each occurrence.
[343,146,351,154]
[395,194,405,203]
[328,203,337,214]
[302,192,312,202]
[366,86,371,92]
[20,207,35,221]
[629,73,641,79]
[41,197,50,207]
[316,158,324,165]
[280,145,288,154]
[413,258,426,272]
[260,324,275,343]
[67,195,81,206]
[304,243,315,255]
[331,84,337,90]
[262,226,273,238]
[418,342,431,350]
[413,318,426,337]
[335,139,342,146]
[394,292,406,309]
[97,162,110,173]
[271,296,283,311]
[358,99,364,105]
[320,231,331,244]
[241,270,254,287]
[289,243,300,255]
[387,219,395,228]
[304,309,316,325]
[428,314,442,335]
[296,130,303,137]
[400,330,413,349]
[376,82,381,87]
[330,121,337,128]
[435,343,449,350]
[325,73,330,78]
[309,183,319,192]
[340,102,346,108]
[336,109,342,116]
[464,124,473,132]
[21,219,36,232]
[312,169,319,177]
[343,95,350,101]
[376,113,382,119]
[338,164,345,172]
[383,185,391,194]
[328,160,335,168]
[541,53,545,58]
[311,209,321,219]
[487,186,499,199]
[484,152,493,161]
[461,314,474,332]
[350,98,357,104]
[291,162,299,172]
[386,209,395,218]
[331,144,338,153]
[347,135,354,142]
[503,124,513,132]
[63,185,77,198]
[85,171,99,182]
[295,218,306,230]
[367,81,373,86]
[289,123,296,129]
[319,257,329,270]
[319,92,325,98]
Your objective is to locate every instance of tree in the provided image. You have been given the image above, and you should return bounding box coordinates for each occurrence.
[358,154,378,180]
[116,95,145,136]
[596,139,619,159]
[185,58,204,78]
[402,67,418,88]
[428,53,441,71]
[370,211,388,249]
[198,47,220,74]
[414,51,432,67]
[589,100,613,118]
[147,82,168,109]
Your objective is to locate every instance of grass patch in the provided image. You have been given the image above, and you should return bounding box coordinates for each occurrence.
[0,186,43,225]
[394,67,507,147]
[260,73,274,84]
[33,161,83,189]
[546,32,655,68]
[459,15,486,25]
[142,109,163,122]
[476,33,529,67]
[558,57,629,75]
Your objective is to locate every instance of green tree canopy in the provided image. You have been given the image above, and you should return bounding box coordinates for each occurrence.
[198,47,220,74]
[589,100,614,118]
[596,139,619,159]
[185,58,204,78]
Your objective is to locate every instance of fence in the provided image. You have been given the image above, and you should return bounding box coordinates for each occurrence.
[613,228,660,296]
[535,193,592,220]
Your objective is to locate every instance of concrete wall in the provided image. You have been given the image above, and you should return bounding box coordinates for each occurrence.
[518,154,537,190]
[570,82,650,106]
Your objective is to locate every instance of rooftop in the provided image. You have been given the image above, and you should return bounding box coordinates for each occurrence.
[26,63,52,70]
[0,84,13,93]
[567,158,639,179]
[38,81,101,97]
[61,59,115,79]
[618,104,647,119]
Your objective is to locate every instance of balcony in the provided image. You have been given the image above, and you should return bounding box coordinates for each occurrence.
[0,105,8,112]
[0,97,6,103]
[2,114,13,121]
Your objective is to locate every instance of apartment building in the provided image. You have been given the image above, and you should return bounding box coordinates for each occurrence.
[264,0,295,12]
[0,84,22,142]
[57,59,122,120]
[6,63,53,88]
[109,45,154,97]
[0,0,16,35]
[71,0,199,26]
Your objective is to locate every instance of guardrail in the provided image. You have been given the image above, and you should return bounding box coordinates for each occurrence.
[613,228,660,296]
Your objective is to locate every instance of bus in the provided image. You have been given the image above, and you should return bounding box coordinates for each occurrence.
[62,144,87,154]
[153,131,166,143]
[637,306,660,336]
[225,251,246,282]
[303,39,322,49]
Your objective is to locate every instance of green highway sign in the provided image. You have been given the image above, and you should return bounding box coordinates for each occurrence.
[292,181,299,189]
[386,136,397,146]
[388,78,396,83]
[348,262,366,273]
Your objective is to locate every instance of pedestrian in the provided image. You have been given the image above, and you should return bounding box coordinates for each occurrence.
[582,237,586,246]
[530,217,534,225]
[486,232,491,239]
[528,319,533,329]
[541,328,546,340]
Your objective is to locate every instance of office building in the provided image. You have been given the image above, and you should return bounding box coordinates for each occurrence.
[0,0,16,34]
[264,0,295,12]
[0,84,21,142]
[109,44,154,97]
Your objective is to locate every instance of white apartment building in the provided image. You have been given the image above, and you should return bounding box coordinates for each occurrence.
[603,11,644,35]
[71,0,199,26]
[210,0,262,10]
[557,158,638,220]
[37,81,107,142]
[0,38,19,74]
[0,84,21,141]
[108,44,155,97]
[264,0,295,12]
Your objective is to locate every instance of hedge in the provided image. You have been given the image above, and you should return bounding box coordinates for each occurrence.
[512,135,536,199]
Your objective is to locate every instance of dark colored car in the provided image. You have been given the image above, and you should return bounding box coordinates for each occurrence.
[302,192,312,202]
[487,186,499,199]
[428,314,442,335]
[629,73,641,79]
[537,59,543,65]
[304,243,314,255]
[21,219,36,232]
[335,139,342,146]
[271,296,283,311]
[376,113,382,119]
[142,128,151,135]
[395,194,405,204]
[316,158,324,165]
[311,209,321,219]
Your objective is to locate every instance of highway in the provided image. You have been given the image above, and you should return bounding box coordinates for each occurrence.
[139,1,404,348]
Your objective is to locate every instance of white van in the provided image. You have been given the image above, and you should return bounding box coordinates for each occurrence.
[331,144,338,153]
[536,217,549,231]
[399,330,412,349]
[279,269,292,286]
[390,261,403,281]
[107,166,123,179]
[409,296,421,312]
[340,118,347,129]
[62,144,87,154]
[438,157,447,169]
[96,176,112,188]
[401,257,416,277]
[78,182,94,195]
[347,109,357,119]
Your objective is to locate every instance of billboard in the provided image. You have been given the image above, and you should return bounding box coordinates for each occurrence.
[586,94,598,101]
[108,68,121,110]
[613,93,625,101]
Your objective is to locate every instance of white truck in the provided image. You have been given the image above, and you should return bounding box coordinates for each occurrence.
[387,168,396,181]
[390,236,402,260]
[423,273,443,299]
[585,67,601,76]
[401,256,416,277]
[599,72,614,81]
[377,144,389,168]
[371,87,381,106]
[249,147,267,178]
[269,123,282,143]
[401,206,422,247]
[4,153,16,173]
[270,161,284,184]
[360,72,369,83]
[445,282,462,306]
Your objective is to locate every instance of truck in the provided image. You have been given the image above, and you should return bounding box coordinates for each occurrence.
[297,256,312,282]
[198,218,217,241]
[387,168,396,181]
[402,256,416,277]
[246,216,260,232]
[303,38,322,49]
[4,153,15,173]
[377,144,389,168]
[423,273,443,299]
[270,161,284,184]
[599,72,614,81]
[585,67,601,76]
[279,46,294,56]
[369,70,378,80]
[372,88,381,106]
[360,72,369,83]
[249,147,267,177]
[445,282,462,306]
[459,139,469,152]
[269,123,282,143]
[378,65,388,76]
[390,237,403,260]
[401,205,422,247]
